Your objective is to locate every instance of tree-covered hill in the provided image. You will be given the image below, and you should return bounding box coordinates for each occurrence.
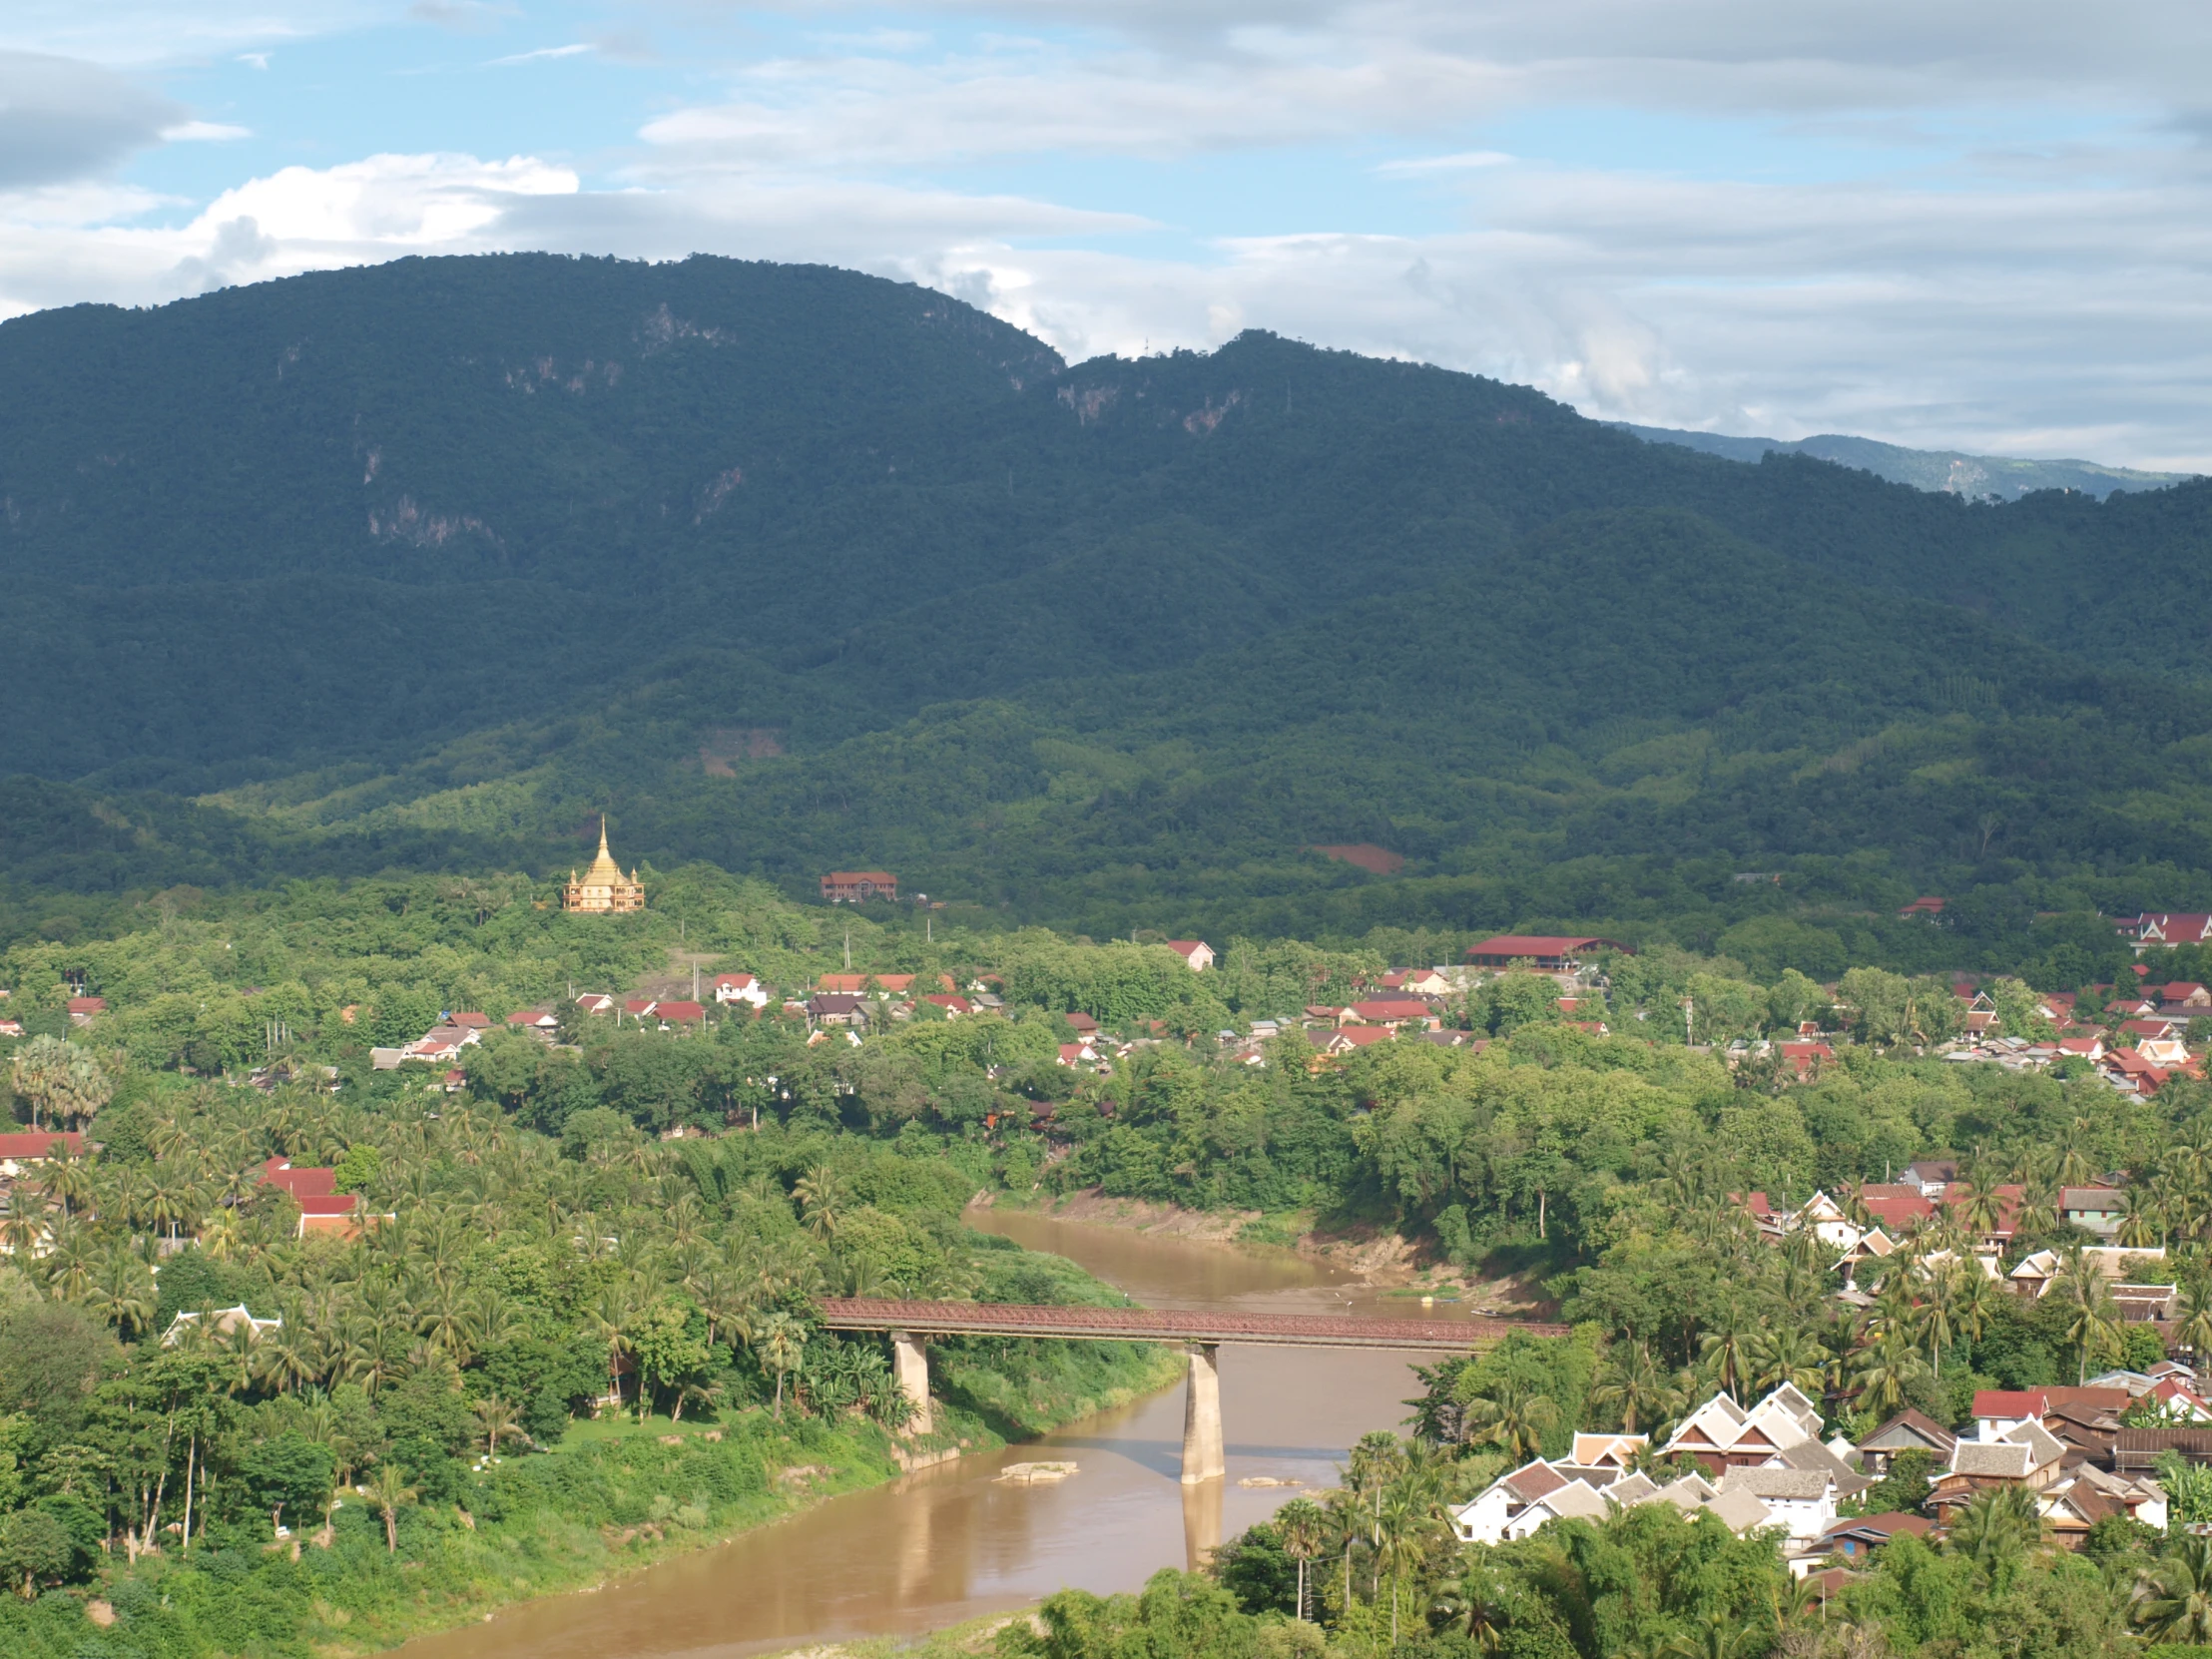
[6,254,2212,939]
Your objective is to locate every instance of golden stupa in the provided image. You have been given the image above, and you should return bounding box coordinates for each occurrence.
[564,818,645,913]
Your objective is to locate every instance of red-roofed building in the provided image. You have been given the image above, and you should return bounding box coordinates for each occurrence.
[714,973,770,1007]
[506,1008,558,1031]
[1778,1041,1836,1079]
[575,993,615,1015]
[295,1194,379,1240]
[1166,940,1216,971]
[655,1000,706,1025]
[821,871,897,903]
[922,993,972,1017]
[260,1156,338,1199]
[448,1011,490,1029]
[1857,1183,1936,1230]
[1067,1012,1100,1035]
[1350,999,1437,1028]
[2162,982,2212,1007]
[65,996,106,1024]
[2130,913,2212,946]
[0,1132,84,1184]
[1899,896,1947,918]
[1465,935,1633,970]
[622,998,657,1020]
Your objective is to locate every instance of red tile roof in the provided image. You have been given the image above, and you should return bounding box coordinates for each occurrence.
[1465,935,1631,961]
[656,1000,706,1022]
[0,1131,83,1160]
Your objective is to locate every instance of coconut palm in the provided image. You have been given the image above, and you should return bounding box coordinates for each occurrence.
[1747,1324,1830,1400]
[2055,1248,2123,1384]
[2137,1534,2212,1643]
[1591,1341,1678,1435]
[1846,1331,1926,1417]
[1949,1483,2043,1575]
[1461,1381,1559,1463]
[1435,1557,1508,1652]
[471,1395,527,1460]
[2118,1188,2167,1251]
[754,1311,805,1420]
[361,1461,418,1555]
[1697,1308,1755,1401]
[793,1167,845,1240]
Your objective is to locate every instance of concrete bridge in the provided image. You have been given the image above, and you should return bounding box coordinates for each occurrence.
[817,1298,1565,1484]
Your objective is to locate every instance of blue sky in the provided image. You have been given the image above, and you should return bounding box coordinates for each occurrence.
[6,0,2210,466]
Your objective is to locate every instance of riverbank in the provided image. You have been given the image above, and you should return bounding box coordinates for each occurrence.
[974,1191,1551,1317]
[0,1318,1183,1659]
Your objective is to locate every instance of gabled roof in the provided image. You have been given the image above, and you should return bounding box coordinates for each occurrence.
[1501,1460,1569,1502]
[1950,1441,2034,1478]
[0,1131,84,1160]
[1533,1482,1611,1523]
[1821,1511,1933,1544]
[1862,1407,1957,1453]
[1720,1466,1832,1499]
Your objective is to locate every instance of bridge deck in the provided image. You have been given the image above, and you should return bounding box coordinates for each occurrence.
[816,1298,1565,1351]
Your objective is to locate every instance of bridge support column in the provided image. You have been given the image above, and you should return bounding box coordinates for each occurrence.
[1180,1344,1224,1484]
[890,1330,934,1436]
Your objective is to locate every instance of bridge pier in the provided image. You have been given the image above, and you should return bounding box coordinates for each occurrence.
[1180,1344,1224,1484]
[889,1330,934,1436]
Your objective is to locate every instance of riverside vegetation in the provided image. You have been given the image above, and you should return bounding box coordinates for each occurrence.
[9,872,2212,1658]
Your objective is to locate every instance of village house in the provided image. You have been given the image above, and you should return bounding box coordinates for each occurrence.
[1166,939,1215,971]
[504,1007,558,1033]
[1658,1383,1831,1475]
[1816,1512,1934,1563]
[821,871,897,902]
[575,992,615,1015]
[1929,1421,2065,1516]
[807,993,870,1028]
[714,972,771,1007]
[1856,1408,1957,1474]
[66,996,106,1025]
[1348,998,1439,1029]
[1464,934,1633,971]
[922,993,972,1017]
[161,1305,281,1348]
[2038,1466,2168,1545]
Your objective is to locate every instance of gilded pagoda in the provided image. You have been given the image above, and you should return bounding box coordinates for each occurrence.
[564,819,645,913]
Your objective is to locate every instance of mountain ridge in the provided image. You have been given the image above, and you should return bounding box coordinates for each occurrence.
[4,254,2212,943]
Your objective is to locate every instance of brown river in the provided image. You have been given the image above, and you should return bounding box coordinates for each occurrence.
[406,1209,1486,1659]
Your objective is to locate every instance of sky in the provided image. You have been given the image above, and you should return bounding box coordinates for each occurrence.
[5,0,2210,468]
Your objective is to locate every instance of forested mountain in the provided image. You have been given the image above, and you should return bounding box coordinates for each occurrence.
[6,254,2212,948]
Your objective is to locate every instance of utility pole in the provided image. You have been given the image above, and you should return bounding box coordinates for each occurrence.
[844,928,851,971]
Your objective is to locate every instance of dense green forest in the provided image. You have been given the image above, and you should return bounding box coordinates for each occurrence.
[6,255,2212,946]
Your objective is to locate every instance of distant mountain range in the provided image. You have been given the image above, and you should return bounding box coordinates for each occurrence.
[4,254,2212,945]
[1613,422,2196,501]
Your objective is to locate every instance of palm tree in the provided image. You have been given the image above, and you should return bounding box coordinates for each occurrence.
[1276,1496,1326,1621]
[1661,1611,1759,1659]
[471,1395,526,1460]
[361,1461,418,1555]
[794,1167,845,1240]
[31,1149,94,1224]
[1697,1309,1754,1401]
[2118,1188,2167,1251]
[1949,1483,2043,1575]
[1847,1331,1926,1417]
[2137,1533,2212,1643]
[1747,1325,1830,1399]
[754,1311,805,1420]
[1461,1381,1558,1463]
[1591,1342,1678,1435]
[2179,1281,2212,1362]
[2055,1248,2122,1384]
[1435,1558,1508,1652]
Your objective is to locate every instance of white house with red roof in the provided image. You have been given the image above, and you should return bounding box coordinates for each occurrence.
[713,972,770,1007]
[1165,940,1215,971]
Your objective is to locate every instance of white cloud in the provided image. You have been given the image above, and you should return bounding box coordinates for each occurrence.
[162,120,254,141]
[1375,151,1511,176]
[489,43,595,66]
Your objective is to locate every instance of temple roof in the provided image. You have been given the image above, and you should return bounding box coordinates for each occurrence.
[583,818,631,884]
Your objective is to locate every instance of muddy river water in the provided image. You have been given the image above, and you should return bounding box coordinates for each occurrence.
[405,1210,1487,1659]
